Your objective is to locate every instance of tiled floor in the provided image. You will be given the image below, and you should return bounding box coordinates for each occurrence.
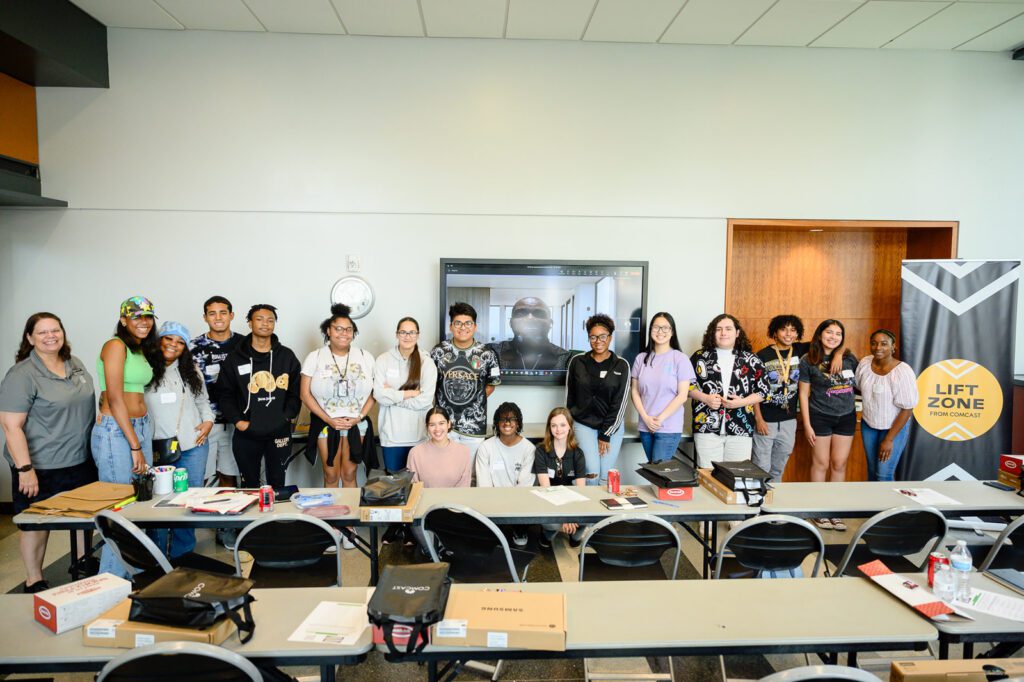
[0,514,991,681]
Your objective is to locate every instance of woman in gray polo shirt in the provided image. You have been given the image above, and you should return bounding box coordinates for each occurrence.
[0,313,96,593]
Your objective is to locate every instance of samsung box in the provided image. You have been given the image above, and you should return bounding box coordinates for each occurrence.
[431,589,566,652]
[34,573,132,634]
[82,600,237,648]
[697,469,773,506]
[359,481,423,523]
[891,658,1024,681]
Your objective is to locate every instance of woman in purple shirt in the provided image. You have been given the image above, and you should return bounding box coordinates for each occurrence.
[630,313,696,463]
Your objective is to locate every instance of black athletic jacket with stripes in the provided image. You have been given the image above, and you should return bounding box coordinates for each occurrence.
[564,352,631,442]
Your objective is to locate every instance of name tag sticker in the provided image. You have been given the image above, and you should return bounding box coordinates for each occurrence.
[387,368,399,378]
[547,468,556,478]
[790,356,800,365]
[205,363,220,376]
[237,364,252,376]
[599,371,608,378]
[159,393,177,404]
[841,369,855,379]
[489,366,499,377]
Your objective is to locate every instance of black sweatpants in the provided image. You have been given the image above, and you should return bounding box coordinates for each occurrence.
[232,427,291,488]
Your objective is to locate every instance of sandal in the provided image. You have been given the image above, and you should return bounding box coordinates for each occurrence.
[814,518,834,530]
[831,518,847,532]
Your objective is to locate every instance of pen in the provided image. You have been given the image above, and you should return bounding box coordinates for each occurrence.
[649,499,679,508]
[203,497,231,504]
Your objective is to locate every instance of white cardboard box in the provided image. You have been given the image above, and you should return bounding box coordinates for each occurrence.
[34,573,133,634]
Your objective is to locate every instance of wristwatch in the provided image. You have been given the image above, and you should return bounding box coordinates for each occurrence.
[16,463,33,473]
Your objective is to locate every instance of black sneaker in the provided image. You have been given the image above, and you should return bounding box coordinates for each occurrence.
[511,529,528,548]
[538,535,552,550]
[218,528,238,551]
[24,580,50,594]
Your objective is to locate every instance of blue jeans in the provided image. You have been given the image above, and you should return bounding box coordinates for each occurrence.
[382,446,412,473]
[576,423,625,487]
[861,420,911,482]
[150,443,209,558]
[92,415,153,579]
[639,431,682,463]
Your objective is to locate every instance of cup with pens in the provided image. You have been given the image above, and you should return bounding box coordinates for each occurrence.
[133,467,155,502]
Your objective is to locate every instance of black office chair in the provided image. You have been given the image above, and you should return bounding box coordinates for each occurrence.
[97,641,262,682]
[713,514,825,580]
[234,513,343,588]
[828,506,947,578]
[757,664,880,682]
[94,510,234,587]
[421,504,536,583]
[577,514,682,581]
[979,515,1024,571]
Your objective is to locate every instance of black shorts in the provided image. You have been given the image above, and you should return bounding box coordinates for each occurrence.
[10,459,98,514]
[809,411,857,437]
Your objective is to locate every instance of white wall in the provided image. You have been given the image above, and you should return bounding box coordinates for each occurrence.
[1,29,1023,494]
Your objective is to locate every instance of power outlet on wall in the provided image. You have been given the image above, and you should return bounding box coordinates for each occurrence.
[347,254,361,272]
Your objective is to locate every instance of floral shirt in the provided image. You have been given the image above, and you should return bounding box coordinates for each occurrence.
[690,348,769,437]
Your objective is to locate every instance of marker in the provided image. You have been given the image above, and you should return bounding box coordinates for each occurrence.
[649,499,679,508]
[112,495,137,511]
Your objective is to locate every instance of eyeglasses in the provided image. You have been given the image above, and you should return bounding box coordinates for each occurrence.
[331,325,355,335]
[511,308,550,320]
[397,330,420,338]
[651,325,672,333]
[588,334,610,343]
[451,321,475,329]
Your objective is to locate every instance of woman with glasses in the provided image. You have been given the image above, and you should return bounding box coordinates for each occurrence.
[300,304,376,493]
[630,312,695,463]
[565,314,630,487]
[374,316,437,473]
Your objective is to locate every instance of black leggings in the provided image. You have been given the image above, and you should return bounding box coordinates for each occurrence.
[232,428,291,488]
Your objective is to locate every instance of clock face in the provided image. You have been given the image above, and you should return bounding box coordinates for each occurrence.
[330,276,374,319]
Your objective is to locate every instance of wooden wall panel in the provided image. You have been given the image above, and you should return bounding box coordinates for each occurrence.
[0,73,39,165]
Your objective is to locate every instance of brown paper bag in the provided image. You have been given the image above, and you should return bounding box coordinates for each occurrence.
[27,481,135,517]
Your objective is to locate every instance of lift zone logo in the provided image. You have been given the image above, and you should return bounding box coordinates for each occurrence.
[914,359,1003,441]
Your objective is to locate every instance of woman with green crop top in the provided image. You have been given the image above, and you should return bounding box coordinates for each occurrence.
[91,296,160,578]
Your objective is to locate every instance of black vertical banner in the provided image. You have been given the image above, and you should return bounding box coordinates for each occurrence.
[900,260,1020,480]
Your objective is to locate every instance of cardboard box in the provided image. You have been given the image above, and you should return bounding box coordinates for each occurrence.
[431,589,566,652]
[82,600,237,648]
[891,658,1024,681]
[697,469,774,506]
[360,481,423,523]
[999,454,1024,476]
[654,486,693,501]
[34,573,132,634]
[997,468,1021,490]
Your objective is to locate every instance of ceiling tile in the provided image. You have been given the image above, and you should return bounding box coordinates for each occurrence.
[156,0,265,31]
[661,0,774,45]
[737,0,864,46]
[243,0,344,34]
[507,0,594,40]
[955,11,1024,49]
[885,2,1024,48]
[421,0,507,38]
[70,0,184,29]
[813,1,947,48]
[584,0,685,43]
[331,0,423,36]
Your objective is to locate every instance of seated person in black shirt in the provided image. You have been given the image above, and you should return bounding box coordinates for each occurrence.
[533,407,588,549]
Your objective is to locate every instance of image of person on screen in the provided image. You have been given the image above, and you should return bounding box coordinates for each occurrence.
[488,297,573,372]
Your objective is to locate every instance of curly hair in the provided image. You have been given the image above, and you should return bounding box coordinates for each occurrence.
[492,401,524,435]
[585,313,615,335]
[319,303,358,343]
[767,314,804,341]
[700,314,752,353]
[149,343,206,398]
[246,304,278,322]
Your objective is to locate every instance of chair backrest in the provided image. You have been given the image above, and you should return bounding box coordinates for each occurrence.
[980,514,1024,571]
[578,514,682,579]
[97,640,262,682]
[833,506,947,577]
[715,515,824,579]
[757,664,881,682]
[94,510,173,576]
[234,513,341,584]
[421,503,521,582]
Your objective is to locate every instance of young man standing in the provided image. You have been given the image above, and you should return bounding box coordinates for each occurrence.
[475,402,535,546]
[429,302,500,459]
[216,304,301,489]
[752,315,807,481]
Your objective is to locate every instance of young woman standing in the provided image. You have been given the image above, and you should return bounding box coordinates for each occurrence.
[856,330,918,482]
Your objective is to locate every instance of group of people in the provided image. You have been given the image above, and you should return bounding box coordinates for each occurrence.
[0,295,919,592]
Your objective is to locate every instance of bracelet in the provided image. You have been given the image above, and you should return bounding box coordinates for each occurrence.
[130,446,142,452]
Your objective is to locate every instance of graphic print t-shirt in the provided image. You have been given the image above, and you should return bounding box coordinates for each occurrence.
[756,342,809,423]
[798,352,858,418]
[301,347,375,419]
[429,341,500,437]
[189,332,243,423]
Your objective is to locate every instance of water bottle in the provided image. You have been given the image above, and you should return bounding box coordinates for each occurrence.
[932,563,955,602]
[949,540,973,602]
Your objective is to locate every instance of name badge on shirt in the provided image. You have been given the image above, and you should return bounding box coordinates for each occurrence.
[873,382,886,394]
[547,468,556,478]
[790,357,800,365]
[599,371,607,379]
[489,366,499,377]
[205,363,220,377]
[386,368,399,379]
[159,393,177,404]
[841,369,855,379]
[237,363,252,376]
[492,458,505,471]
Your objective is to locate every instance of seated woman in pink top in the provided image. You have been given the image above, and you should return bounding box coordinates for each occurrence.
[406,407,472,488]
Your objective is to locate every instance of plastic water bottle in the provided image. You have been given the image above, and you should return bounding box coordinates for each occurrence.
[949,540,973,602]
[932,563,955,602]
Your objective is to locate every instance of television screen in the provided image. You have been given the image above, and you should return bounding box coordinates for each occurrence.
[439,259,648,385]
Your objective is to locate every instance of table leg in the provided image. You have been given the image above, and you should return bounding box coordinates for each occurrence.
[320,664,333,682]
[702,521,710,579]
[963,642,974,659]
[69,530,80,580]
[370,526,379,586]
[939,639,949,660]
[429,659,438,682]
[847,651,857,667]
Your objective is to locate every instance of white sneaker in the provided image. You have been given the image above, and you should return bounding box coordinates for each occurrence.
[342,533,356,550]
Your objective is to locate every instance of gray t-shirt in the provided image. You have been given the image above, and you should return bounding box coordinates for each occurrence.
[0,351,96,469]
[798,353,858,419]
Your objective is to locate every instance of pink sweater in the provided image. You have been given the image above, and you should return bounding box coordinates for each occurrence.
[406,440,472,488]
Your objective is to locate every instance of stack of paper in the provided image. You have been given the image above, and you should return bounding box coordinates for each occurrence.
[186,492,256,515]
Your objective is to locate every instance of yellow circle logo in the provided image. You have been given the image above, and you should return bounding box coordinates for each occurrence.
[914,359,1003,441]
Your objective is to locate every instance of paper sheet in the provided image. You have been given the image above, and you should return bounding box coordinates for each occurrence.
[956,588,1024,622]
[531,486,589,506]
[287,601,368,645]
[894,487,962,507]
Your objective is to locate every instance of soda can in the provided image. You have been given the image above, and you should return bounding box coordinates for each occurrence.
[259,485,275,512]
[927,551,948,587]
[172,468,189,493]
[607,469,620,495]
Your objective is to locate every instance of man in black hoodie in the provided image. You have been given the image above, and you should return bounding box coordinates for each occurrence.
[215,304,301,488]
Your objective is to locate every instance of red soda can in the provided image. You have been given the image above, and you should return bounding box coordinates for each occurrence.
[927,551,948,587]
[607,469,620,494]
[259,485,275,512]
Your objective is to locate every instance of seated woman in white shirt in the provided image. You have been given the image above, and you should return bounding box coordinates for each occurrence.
[475,401,536,546]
